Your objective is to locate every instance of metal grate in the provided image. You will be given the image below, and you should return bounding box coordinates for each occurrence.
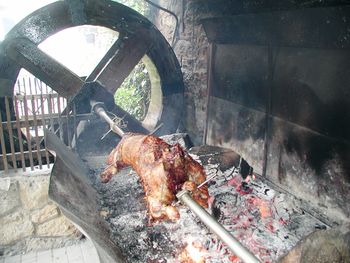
[0,71,69,174]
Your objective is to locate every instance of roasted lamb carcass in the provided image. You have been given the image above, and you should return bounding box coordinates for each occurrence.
[99,133,209,222]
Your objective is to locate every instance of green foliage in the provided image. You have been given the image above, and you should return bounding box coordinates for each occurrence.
[112,0,149,15]
[114,62,151,120]
[112,0,151,120]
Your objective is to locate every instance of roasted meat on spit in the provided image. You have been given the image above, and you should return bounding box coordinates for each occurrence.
[100,133,209,221]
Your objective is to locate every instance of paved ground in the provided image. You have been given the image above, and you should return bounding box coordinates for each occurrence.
[0,240,100,263]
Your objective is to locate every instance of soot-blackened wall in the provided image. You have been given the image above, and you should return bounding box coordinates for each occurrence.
[203,5,350,223]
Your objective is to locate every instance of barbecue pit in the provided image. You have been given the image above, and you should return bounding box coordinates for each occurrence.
[46,128,344,263]
[1,0,350,262]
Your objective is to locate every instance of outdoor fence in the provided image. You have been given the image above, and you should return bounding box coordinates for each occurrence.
[0,73,69,174]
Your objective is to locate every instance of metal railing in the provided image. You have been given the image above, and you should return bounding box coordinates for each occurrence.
[0,73,68,173]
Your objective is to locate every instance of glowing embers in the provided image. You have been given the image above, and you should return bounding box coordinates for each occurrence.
[179,238,207,263]
[203,161,327,263]
[94,144,328,262]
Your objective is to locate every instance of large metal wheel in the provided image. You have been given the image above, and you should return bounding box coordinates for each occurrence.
[0,0,184,136]
[0,2,185,262]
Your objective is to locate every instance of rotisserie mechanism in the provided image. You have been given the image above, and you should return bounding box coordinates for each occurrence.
[100,133,209,222]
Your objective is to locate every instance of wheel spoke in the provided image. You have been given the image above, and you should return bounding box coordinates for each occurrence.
[85,37,124,82]
[4,37,84,98]
[88,31,153,93]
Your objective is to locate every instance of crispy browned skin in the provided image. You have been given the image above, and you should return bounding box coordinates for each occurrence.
[99,133,209,222]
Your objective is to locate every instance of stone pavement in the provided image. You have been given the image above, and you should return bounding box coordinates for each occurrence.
[1,240,100,263]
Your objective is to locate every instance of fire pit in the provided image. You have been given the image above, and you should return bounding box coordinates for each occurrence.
[46,130,332,263]
[2,1,349,262]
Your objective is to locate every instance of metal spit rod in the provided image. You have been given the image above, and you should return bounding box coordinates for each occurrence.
[92,101,259,262]
[91,102,125,137]
[176,190,261,263]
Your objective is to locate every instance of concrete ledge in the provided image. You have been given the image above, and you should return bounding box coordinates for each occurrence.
[0,167,82,256]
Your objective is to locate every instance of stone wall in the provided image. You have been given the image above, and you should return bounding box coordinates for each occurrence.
[0,168,81,256]
[149,0,209,145]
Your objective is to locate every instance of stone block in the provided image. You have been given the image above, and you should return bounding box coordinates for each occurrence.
[174,39,193,56]
[0,177,11,191]
[31,203,59,224]
[280,225,350,263]
[36,216,77,237]
[19,176,49,210]
[1,236,83,256]
[0,179,20,216]
[0,211,34,245]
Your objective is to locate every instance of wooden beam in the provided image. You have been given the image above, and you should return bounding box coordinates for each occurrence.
[92,32,153,93]
[4,38,84,98]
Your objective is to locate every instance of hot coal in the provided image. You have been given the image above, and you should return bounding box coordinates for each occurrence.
[83,138,329,263]
[86,164,210,263]
[212,193,238,224]
[202,157,329,263]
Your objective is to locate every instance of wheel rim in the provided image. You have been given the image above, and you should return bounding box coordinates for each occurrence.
[0,0,184,135]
